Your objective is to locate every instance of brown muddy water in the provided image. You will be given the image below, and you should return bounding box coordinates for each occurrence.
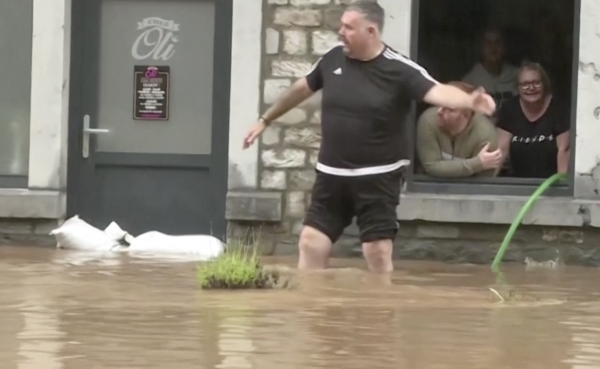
[0,246,599,368]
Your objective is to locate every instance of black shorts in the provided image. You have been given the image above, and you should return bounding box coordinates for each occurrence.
[303,168,404,243]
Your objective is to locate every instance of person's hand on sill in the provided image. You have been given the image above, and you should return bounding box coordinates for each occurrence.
[478,143,503,170]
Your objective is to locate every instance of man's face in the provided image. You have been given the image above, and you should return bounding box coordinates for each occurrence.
[437,107,469,131]
[339,10,373,55]
[481,31,505,65]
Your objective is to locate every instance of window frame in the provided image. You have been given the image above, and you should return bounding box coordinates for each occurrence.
[406,0,581,197]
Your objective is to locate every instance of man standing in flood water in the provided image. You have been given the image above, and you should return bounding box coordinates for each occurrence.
[242,1,495,273]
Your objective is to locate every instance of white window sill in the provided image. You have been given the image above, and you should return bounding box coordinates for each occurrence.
[0,189,63,218]
[398,193,599,227]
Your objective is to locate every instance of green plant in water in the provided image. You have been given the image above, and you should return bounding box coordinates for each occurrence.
[196,236,286,290]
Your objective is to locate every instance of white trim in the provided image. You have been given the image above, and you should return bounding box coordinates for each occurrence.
[382,49,439,84]
[28,0,71,190]
[316,159,410,177]
[227,0,262,189]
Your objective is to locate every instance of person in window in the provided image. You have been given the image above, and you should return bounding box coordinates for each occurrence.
[417,81,502,178]
[496,61,570,178]
[462,27,519,111]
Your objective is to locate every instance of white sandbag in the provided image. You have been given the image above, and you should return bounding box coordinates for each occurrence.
[104,221,135,250]
[104,221,127,240]
[50,215,121,251]
[127,231,224,261]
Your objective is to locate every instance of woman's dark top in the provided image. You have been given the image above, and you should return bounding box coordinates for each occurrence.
[497,96,570,178]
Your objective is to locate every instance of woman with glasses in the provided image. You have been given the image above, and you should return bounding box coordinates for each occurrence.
[496,61,570,178]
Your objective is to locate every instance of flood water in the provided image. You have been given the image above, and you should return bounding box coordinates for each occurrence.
[1,246,599,368]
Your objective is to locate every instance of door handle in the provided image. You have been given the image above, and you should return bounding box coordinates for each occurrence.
[82,114,109,158]
[84,128,110,134]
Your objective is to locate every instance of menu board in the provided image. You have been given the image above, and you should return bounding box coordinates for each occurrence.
[133,65,170,121]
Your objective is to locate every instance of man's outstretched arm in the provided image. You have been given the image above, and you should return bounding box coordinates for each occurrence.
[397,54,496,116]
[423,84,495,115]
[424,84,475,110]
[243,56,324,148]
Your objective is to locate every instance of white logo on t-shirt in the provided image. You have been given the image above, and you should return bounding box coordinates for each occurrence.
[512,135,554,143]
[333,68,342,75]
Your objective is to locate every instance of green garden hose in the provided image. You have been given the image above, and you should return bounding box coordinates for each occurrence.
[491,172,567,272]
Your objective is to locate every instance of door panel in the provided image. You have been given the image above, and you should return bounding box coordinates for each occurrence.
[67,0,231,237]
[97,0,215,155]
[93,166,212,234]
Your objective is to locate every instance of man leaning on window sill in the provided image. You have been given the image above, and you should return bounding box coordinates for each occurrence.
[416,82,502,178]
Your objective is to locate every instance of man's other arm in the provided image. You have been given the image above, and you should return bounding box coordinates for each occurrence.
[395,54,495,114]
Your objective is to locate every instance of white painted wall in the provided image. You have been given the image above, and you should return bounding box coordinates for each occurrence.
[227,0,262,189]
[28,0,71,190]
[379,0,412,55]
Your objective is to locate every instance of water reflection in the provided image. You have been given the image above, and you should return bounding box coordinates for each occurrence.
[17,290,65,369]
[563,302,600,369]
[0,247,600,368]
[215,313,256,369]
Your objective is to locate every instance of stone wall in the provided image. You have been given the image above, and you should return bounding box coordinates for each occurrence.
[338,222,600,266]
[231,218,600,266]
[0,218,60,247]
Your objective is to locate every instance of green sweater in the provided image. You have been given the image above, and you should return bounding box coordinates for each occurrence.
[416,107,498,178]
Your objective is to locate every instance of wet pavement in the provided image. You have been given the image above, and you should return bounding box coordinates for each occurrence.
[0,245,598,368]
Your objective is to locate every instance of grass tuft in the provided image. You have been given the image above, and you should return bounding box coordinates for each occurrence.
[197,235,286,290]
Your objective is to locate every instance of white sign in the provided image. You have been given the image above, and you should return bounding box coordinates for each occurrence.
[132,17,180,61]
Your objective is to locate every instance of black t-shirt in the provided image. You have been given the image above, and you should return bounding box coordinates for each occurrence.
[497,96,570,178]
[305,45,437,170]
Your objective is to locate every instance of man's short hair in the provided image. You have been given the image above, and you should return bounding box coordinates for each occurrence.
[346,1,385,32]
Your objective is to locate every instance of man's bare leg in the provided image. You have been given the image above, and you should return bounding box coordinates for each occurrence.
[298,225,333,270]
[362,239,393,273]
